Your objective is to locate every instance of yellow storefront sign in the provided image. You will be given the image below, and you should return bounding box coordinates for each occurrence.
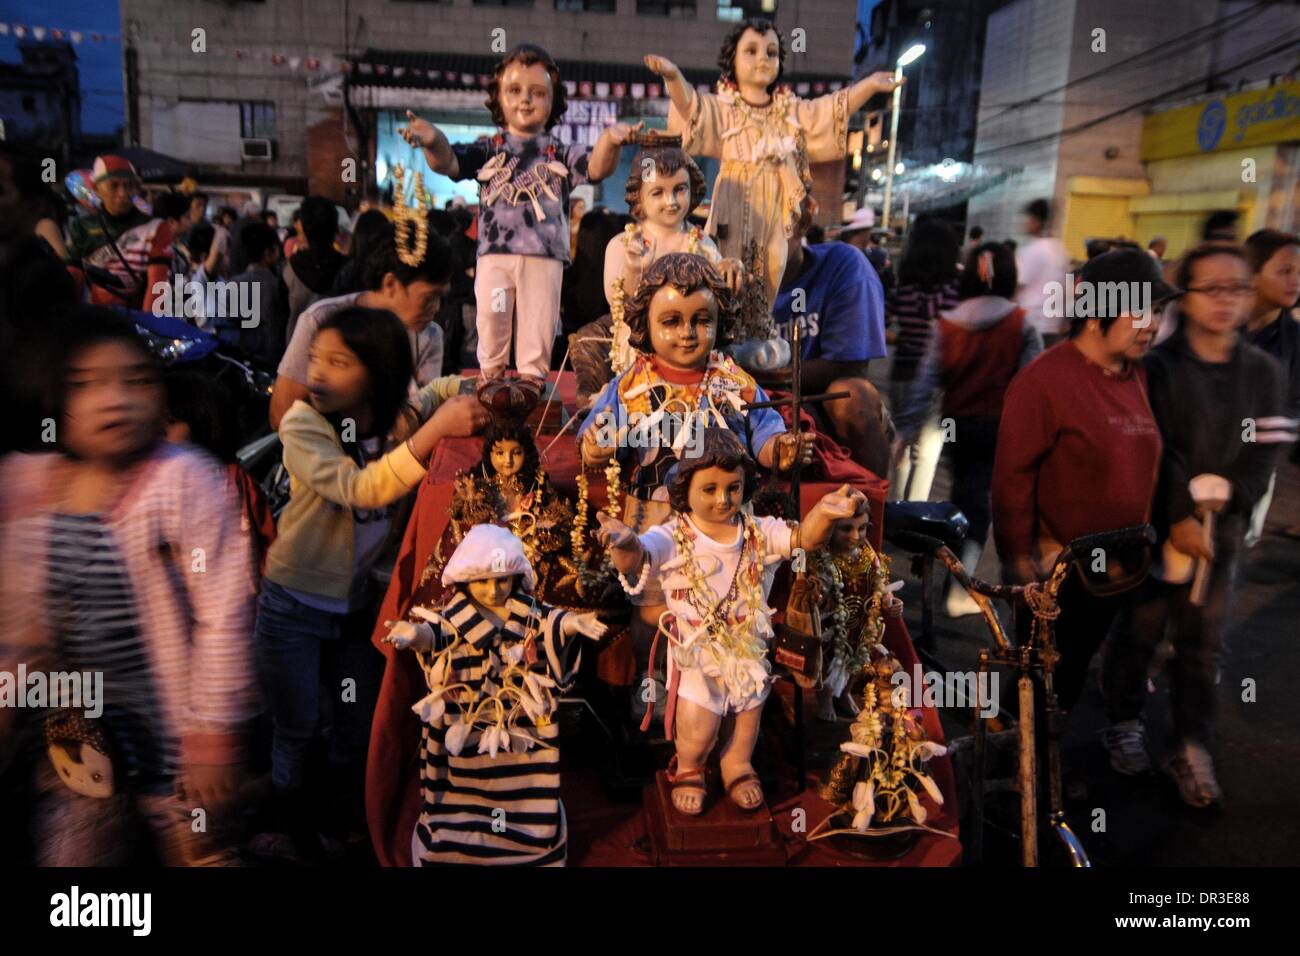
[1141,81,1300,161]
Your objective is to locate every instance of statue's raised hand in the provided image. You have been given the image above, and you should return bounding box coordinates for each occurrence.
[862,71,904,96]
[605,120,646,146]
[384,619,434,652]
[596,511,638,552]
[643,54,681,81]
[818,483,866,519]
[562,612,608,641]
[400,110,438,149]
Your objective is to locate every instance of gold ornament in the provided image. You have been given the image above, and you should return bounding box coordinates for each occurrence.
[811,543,891,689]
[571,460,621,597]
[391,164,431,267]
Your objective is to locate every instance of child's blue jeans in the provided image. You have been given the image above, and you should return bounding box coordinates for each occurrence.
[254,580,382,794]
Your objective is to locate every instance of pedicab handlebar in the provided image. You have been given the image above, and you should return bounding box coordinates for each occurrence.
[899,525,1157,656]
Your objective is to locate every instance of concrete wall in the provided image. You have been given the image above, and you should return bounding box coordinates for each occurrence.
[967,0,1268,244]
[1052,0,1219,232]
[966,0,1076,243]
[120,0,859,188]
[1200,0,1300,93]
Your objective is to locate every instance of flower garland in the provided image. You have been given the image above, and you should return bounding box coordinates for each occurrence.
[407,605,559,759]
[619,351,751,424]
[715,77,795,131]
[814,654,949,834]
[667,513,769,698]
[570,456,622,596]
[814,544,891,696]
[478,140,566,220]
[391,165,430,267]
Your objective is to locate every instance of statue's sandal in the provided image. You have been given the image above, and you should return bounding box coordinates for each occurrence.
[666,756,709,816]
[724,771,763,812]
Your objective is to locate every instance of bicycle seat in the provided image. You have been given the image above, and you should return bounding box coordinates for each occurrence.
[884,501,970,553]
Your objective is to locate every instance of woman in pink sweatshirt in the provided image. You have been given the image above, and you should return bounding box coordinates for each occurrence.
[0,307,258,865]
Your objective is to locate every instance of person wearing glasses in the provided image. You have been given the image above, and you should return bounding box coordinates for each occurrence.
[1243,230,1300,543]
[1101,243,1290,808]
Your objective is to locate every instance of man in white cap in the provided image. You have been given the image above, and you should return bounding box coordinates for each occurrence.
[65,155,174,311]
[839,206,894,294]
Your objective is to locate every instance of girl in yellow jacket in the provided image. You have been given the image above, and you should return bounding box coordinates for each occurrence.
[255,305,488,861]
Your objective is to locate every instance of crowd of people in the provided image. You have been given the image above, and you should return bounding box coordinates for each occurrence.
[0,94,1296,864]
[881,201,1297,808]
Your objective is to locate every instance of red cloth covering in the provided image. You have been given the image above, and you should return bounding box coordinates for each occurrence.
[364,373,957,866]
[767,391,881,485]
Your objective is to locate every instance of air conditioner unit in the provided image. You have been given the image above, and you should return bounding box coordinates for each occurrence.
[241,138,275,161]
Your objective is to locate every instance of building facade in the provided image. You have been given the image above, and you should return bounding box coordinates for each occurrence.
[1136,79,1300,249]
[0,41,81,158]
[119,0,861,217]
[966,0,1300,259]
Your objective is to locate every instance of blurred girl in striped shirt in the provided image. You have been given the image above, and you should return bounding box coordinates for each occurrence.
[0,307,258,865]
[886,215,961,502]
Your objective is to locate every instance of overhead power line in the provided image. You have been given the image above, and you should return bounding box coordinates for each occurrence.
[977,0,1272,127]
[974,26,1300,159]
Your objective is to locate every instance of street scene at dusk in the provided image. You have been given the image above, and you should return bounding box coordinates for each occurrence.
[1,0,1297,939]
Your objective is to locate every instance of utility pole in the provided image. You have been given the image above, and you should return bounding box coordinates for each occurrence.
[123,20,140,146]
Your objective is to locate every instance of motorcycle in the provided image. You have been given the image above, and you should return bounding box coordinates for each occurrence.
[118,306,290,517]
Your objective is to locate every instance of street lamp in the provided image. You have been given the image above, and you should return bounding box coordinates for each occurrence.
[882,42,925,233]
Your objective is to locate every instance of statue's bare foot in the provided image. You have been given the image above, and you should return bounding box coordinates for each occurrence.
[816,695,838,722]
[722,764,764,811]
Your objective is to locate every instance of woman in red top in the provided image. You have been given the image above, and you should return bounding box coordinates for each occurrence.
[992,248,1169,763]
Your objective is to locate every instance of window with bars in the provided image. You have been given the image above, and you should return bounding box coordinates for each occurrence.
[717,0,778,23]
[555,0,616,10]
[240,102,276,139]
[637,0,696,15]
